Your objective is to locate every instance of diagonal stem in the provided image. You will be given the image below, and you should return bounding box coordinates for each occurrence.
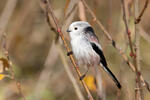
[134,0,144,99]
[45,0,94,100]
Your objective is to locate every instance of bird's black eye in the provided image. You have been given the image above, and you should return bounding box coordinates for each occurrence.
[74,27,78,30]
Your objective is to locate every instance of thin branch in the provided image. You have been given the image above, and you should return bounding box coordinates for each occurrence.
[78,2,105,99]
[64,0,71,17]
[33,41,58,100]
[0,0,17,32]
[44,0,94,100]
[57,44,85,100]
[78,1,87,21]
[80,0,149,91]
[134,0,144,99]
[95,67,106,100]
[135,0,149,24]
[80,0,112,41]
[120,0,135,58]
[65,3,77,20]
[139,28,150,44]
[121,0,144,99]
[40,0,59,42]
[39,1,85,99]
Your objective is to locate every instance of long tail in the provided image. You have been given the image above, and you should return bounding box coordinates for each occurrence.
[100,64,121,89]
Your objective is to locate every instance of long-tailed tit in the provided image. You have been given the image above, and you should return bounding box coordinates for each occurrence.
[67,21,121,89]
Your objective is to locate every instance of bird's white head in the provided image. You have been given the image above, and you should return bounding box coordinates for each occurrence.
[67,21,91,40]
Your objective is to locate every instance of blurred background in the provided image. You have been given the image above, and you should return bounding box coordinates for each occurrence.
[0,0,150,100]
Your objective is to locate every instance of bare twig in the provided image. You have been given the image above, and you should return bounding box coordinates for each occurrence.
[135,0,149,24]
[45,8,59,42]
[78,1,87,21]
[57,44,85,100]
[120,0,135,58]
[121,0,144,99]
[40,0,59,41]
[0,0,17,32]
[65,3,77,20]
[80,0,112,41]
[44,0,94,100]
[78,2,105,99]
[80,0,149,91]
[64,0,71,16]
[134,0,144,99]
[39,1,85,99]
[139,28,150,44]
[33,41,58,100]
[95,67,106,100]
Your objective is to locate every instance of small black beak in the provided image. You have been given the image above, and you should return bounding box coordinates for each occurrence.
[67,29,71,32]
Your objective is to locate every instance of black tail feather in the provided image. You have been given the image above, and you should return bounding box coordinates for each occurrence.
[101,64,121,89]
[90,42,121,89]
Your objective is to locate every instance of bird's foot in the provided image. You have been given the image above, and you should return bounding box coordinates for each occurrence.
[79,74,86,80]
[67,51,73,56]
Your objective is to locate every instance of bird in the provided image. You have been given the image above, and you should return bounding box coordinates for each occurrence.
[67,21,121,89]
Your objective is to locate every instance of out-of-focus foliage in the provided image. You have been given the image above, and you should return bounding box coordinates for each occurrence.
[0,74,5,80]
[84,75,96,91]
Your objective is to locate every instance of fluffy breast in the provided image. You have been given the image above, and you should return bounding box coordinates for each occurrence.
[71,36,100,66]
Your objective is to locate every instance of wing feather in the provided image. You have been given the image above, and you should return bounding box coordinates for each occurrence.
[90,42,121,89]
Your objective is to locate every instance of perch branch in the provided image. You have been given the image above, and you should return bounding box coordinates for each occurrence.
[44,0,94,100]
[78,2,105,99]
[57,44,85,100]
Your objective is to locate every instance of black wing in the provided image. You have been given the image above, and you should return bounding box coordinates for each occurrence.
[84,26,98,40]
[90,42,121,89]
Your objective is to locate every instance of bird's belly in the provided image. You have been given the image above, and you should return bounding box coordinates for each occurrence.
[76,50,100,66]
[71,38,100,66]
